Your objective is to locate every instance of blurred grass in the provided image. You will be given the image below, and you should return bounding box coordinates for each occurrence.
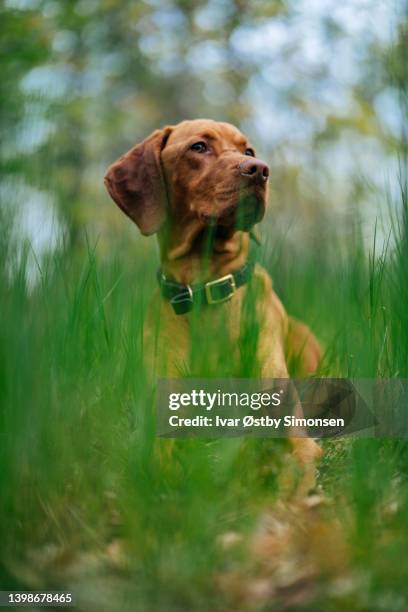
[1,177,408,610]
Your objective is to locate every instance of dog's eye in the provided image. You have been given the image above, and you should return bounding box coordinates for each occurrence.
[245,148,255,157]
[190,141,207,153]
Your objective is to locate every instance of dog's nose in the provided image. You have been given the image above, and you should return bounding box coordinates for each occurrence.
[239,158,269,182]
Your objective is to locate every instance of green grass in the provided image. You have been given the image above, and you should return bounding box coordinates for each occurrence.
[1,179,408,610]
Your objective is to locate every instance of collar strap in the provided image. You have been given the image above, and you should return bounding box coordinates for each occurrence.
[157,261,254,315]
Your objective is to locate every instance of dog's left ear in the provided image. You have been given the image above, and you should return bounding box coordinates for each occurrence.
[104,127,173,236]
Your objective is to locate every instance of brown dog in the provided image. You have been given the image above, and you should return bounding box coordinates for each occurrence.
[105,119,322,468]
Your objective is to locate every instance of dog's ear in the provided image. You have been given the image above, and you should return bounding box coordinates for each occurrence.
[104,127,173,236]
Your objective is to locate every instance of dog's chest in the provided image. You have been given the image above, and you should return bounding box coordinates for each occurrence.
[144,266,286,378]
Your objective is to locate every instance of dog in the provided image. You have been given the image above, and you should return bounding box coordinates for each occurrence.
[104,119,322,469]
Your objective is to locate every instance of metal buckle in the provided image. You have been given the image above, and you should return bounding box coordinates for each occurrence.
[205,274,236,304]
[169,284,193,315]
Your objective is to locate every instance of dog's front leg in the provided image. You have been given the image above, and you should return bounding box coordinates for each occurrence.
[261,355,323,495]
[285,391,323,495]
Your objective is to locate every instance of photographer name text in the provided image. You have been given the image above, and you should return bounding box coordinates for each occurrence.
[166,390,344,430]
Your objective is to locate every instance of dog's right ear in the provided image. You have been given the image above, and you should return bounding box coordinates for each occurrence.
[104,127,173,236]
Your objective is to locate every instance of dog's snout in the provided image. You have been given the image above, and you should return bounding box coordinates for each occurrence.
[239,159,269,182]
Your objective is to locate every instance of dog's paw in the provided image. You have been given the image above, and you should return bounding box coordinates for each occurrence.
[291,437,323,465]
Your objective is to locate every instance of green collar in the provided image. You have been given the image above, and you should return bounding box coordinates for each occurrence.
[157,232,259,315]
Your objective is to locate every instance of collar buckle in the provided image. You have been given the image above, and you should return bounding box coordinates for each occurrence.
[169,284,193,315]
[205,273,236,304]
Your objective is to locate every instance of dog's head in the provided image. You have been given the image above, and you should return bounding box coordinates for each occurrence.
[104,119,269,250]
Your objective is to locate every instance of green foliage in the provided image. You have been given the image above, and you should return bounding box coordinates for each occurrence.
[1,182,408,607]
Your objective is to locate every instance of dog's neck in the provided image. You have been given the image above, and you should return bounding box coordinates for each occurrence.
[158,226,250,285]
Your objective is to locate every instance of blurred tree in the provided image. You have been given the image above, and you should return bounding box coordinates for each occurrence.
[0,5,52,181]
[0,0,406,251]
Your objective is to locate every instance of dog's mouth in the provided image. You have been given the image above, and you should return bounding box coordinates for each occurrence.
[199,194,264,231]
